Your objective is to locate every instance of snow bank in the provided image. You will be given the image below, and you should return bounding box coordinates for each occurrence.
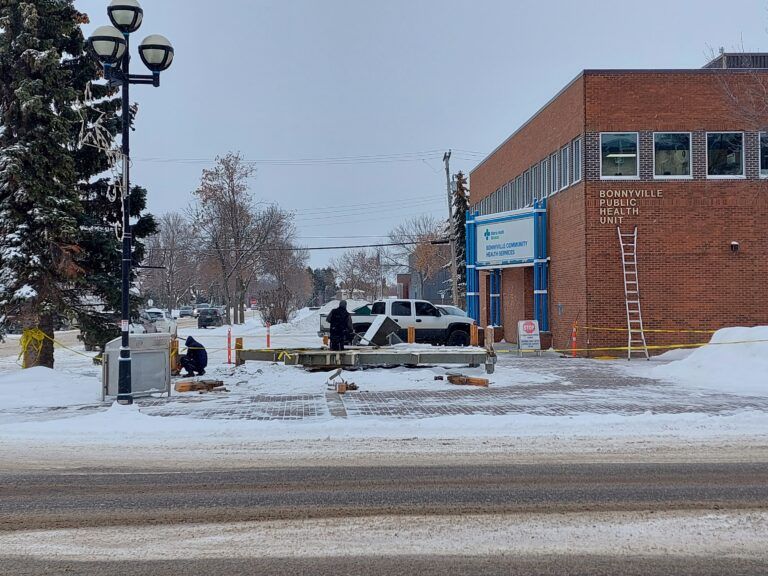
[651,326,768,396]
[0,366,101,409]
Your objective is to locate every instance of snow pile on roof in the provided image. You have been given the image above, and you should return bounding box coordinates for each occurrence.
[0,366,101,409]
[651,326,768,396]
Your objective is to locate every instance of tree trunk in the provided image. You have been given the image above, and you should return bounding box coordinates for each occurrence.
[23,312,55,369]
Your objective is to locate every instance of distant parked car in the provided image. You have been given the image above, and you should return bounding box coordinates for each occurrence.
[436,305,468,317]
[193,303,211,318]
[139,308,177,334]
[178,306,194,318]
[197,307,224,329]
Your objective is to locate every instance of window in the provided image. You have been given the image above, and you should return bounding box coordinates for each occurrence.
[761,133,768,177]
[516,175,523,208]
[572,137,582,183]
[601,132,638,178]
[550,152,559,194]
[415,301,439,317]
[560,146,570,189]
[391,301,412,316]
[371,302,385,315]
[523,170,530,205]
[531,164,539,200]
[654,133,691,178]
[541,159,548,197]
[707,132,744,177]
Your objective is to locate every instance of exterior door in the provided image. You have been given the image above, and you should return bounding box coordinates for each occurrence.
[414,301,444,343]
[389,300,414,340]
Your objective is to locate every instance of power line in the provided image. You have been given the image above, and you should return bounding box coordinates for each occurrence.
[286,194,444,217]
[133,149,487,167]
[146,240,448,253]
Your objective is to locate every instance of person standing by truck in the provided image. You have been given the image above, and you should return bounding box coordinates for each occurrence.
[326,300,354,351]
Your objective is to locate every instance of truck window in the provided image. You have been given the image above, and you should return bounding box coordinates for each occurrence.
[391,301,412,316]
[415,302,438,317]
[371,302,385,315]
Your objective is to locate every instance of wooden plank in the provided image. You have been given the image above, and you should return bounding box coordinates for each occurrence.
[446,374,489,387]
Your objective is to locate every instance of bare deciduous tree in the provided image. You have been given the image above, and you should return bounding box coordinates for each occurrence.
[330,249,381,301]
[256,244,312,325]
[143,212,198,313]
[385,214,449,296]
[191,152,291,324]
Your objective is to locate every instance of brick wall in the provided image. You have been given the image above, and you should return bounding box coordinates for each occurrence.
[583,71,768,352]
[498,267,534,343]
[470,68,768,355]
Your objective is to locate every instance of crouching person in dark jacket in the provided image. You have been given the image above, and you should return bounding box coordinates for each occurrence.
[180,336,208,377]
[327,300,355,351]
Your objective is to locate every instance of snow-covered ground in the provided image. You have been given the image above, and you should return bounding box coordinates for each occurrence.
[620,326,768,396]
[1,313,767,465]
[3,510,765,561]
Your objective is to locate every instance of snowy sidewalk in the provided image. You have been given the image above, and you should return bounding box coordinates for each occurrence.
[3,356,767,424]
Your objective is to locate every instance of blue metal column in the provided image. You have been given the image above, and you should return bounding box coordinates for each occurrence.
[489,271,495,326]
[465,211,480,322]
[490,269,501,326]
[495,269,503,327]
[533,200,541,327]
[533,198,549,331]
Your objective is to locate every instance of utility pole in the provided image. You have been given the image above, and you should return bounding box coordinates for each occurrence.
[443,150,459,306]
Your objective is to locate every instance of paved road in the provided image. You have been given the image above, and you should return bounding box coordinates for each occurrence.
[3,556,767,576]
[2,462,767,531]
[1,462,767,575]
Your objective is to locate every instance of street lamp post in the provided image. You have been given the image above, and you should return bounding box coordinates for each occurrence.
[89,0,174,405]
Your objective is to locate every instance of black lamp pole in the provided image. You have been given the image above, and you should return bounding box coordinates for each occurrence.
[110,47,163,406]
[90,4,172,405]
[117,33,133,405]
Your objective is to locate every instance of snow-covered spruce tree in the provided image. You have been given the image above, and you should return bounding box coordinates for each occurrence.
[452,171,469,308]
[67,37,156,351]
[0,1,156,363]
[0,0,85,368]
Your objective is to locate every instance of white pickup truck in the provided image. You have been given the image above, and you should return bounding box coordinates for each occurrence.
[319,299,475,346]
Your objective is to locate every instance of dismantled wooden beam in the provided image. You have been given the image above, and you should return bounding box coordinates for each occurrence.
[446,374,489,387]
[174,379,226,393]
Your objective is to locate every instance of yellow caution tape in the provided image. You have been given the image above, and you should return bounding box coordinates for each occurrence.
[19,328,97,366]
[504,338,768,355]
[582,326,717,334]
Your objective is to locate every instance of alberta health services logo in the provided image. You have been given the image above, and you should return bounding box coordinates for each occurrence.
[483,226,528,259]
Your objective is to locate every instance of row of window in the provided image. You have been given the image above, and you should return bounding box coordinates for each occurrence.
[478,137,584,215]
[601,131,768,179]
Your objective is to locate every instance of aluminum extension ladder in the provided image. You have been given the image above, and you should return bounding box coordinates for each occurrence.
[617,227,649,360]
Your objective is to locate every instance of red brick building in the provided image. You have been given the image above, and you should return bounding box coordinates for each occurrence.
[468,55,768,354]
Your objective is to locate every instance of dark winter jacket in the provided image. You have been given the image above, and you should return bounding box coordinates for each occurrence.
[327,301,354,340]
[185,336,208,369]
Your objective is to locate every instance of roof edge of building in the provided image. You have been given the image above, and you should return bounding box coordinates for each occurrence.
[470,66,768,176]
[471,70,584,176]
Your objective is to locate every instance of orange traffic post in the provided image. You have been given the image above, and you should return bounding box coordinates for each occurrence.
[470,324,479,347]
[266,322,271,349]
[407,326,416,344]
[227,327,232,364]
[235,337,244,366]
[571,322,578,358]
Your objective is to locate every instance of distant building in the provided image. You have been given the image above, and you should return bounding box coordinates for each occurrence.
[397,247,452,303]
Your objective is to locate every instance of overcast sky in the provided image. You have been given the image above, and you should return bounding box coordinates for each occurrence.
[75,0,768,267]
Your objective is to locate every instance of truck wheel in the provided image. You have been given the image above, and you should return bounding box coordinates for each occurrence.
[447,330,470,347]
